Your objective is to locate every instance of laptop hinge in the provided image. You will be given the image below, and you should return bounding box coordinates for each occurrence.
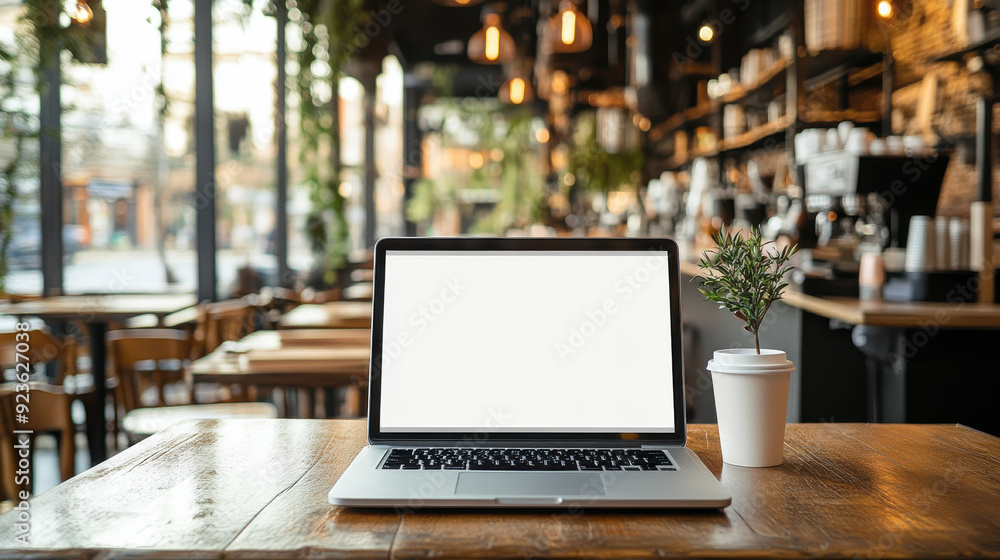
[640,444,676,449]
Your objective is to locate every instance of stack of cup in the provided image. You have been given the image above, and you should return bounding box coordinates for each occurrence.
[935,217,950,269]
[905,216,936,272]
[949,217,970,270]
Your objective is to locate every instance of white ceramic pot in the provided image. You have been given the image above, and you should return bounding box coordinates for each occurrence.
[707,348,795,467]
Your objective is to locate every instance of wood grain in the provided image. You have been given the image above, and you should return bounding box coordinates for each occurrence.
[2,421,999,559]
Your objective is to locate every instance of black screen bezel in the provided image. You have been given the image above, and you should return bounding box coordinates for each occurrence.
[367,236,687,447]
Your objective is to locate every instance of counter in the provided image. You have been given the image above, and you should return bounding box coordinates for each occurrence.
[677,245,1000,436]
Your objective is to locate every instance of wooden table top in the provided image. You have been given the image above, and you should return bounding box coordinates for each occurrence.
[0,293,197,321]
[3,420,998,559]
[190,334,369,386]
[678,259,1000,328]
[237,328,371,348]
[278,302,372,329]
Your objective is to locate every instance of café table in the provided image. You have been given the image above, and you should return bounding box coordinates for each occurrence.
[190,330,370,417]
[237,328,371,348]
[277,301,372,329]
[1,421,998,558]
[0,293,197,464]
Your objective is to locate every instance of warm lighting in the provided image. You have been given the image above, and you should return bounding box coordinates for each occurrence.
[500,75,535,105]
[71,0,93,25]
[535,128,550,143]
[486,27,500,60]
[469,152,484,169]
[552,71,571,95]
[638,117,651,132]
[698,24,714,43]
[549,0,592,53]
[432,0,485,6]
[877,0,892,18]
[510,77,525,104]
[467,13,514,64]
[561,9,576,45]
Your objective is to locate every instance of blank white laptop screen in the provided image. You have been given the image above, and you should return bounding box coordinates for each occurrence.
[379,250,675,433]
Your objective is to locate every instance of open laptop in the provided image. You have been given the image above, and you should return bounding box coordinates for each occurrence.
[328,236,731,508]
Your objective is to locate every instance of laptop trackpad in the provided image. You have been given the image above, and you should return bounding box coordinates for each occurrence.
[456,473,607,497]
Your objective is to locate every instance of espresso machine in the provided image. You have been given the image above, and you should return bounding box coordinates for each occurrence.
[799,151,950,295]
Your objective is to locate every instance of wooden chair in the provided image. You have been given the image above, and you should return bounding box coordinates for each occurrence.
[107,329,192,414]
[190,299,260,360]
[256,287,301,326]
[106,329,279,445]
[0,331,81,497]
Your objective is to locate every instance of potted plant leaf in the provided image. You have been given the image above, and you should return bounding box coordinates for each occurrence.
[697,227,798,467]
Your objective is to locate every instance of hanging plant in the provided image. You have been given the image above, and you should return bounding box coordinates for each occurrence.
[568,112,644,194]
[0,41,35,293]
[296,0,367,287]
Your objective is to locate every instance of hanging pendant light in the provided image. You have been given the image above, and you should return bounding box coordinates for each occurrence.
[549,0,592,53]
[71,0,94,25]
[500,75,535,105]
[467,12,514,64]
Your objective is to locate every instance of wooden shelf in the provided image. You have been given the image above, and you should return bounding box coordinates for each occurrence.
[800,109,881,125]
[935,30,1000,63]
[802,49,883,91]
[666,146,719,170]
[665,117,792,170]
[720,116,791,151]
[649,102,718,141]
[720,58,792,105]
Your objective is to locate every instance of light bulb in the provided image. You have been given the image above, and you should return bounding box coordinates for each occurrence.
[72,1,93,25]
[485,26,500,61]
[509,78,525,104]
[561,9,576,45]
[550,1,591,53]
[698,24,713,43]
[877,0,892,18]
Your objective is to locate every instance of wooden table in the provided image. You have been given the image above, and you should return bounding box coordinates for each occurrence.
[278,302,372,329]
[236,328,371,348]
[190,331,370,417]
[0,293,197,463]
[2,421,998,558]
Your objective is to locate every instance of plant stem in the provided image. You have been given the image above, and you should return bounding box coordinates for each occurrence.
[754,331,760,355]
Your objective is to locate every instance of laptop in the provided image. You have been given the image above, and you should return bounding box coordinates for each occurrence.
[328,236,732,508]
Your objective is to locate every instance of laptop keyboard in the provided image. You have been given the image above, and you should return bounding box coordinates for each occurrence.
[381,448,675,471]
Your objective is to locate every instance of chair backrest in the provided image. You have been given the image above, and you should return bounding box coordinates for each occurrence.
[190,299,258,358]
[0,330,76,384]
[107,329,192,412]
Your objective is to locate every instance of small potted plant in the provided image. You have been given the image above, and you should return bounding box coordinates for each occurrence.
[697,227,798,467]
